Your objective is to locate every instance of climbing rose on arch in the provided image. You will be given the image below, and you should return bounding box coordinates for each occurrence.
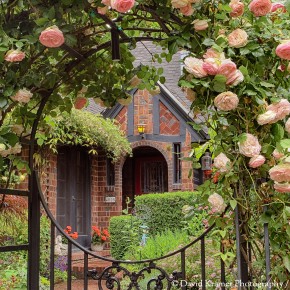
[214,91,239,111]
[238,133,261,157]
[276,41,290,60]
[229,0,244,17]
[4,50,25,62]
[248,0,272,16]
[11,89,33,104]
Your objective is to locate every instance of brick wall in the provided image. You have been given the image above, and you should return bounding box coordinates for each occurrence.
[115,106,128,134]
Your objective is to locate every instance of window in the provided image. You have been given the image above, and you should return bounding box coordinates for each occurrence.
[106,158,115,186]
[173,143,181,184]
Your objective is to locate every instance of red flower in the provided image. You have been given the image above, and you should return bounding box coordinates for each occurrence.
[101,235,107,241]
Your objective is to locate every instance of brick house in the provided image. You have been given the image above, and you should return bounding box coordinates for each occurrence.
[19,42,207,248]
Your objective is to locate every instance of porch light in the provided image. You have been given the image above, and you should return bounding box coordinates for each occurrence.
[111,28,120,61]
[201,152,212,171]
[137,124,146,136]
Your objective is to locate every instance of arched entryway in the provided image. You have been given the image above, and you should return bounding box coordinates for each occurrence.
[122,146,168,209]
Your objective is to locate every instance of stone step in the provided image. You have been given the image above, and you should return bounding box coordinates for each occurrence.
[72,249,111,263]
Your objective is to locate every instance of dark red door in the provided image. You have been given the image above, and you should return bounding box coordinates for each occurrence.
[135,157,168,195]
[56,146,91,247]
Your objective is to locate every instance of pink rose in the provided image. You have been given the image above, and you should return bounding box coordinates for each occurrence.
[208,193,226,214]
[228,29,248,48]
[97,6,108,14]
[171,0,193,8]
[217,59,237,78]
[267,99,290,121]
[257,110,277,125]
[202,58,219,75]
[213,153,231,172]
[102,0,111,5]
[269,164,290,182]
[184,57,208,78]
[276,41,290,60]
[214,91,239,111]
[226,69,244,86]
[203,48,225,59]
[274,182,290,193]
[238,133,261,157]
[272,149,284,159]
[193,20,209,31]
[248,155,266,168]
[74,97,88,110]
[249,0,272,16]
[229,0,245,17]
[285,118,290,133]
[180,4,194,15]
[4,50,25,62]
[39,26,65,48]
[271,2,286,12]
[11,89,33,104]
[111,0,135,13]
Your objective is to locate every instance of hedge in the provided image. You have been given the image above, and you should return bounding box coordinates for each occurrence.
[134,191,198,235]
[109,215,141,260]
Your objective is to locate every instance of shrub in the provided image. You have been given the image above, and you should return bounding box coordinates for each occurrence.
[134,191,198,234]
[109,215,141,260]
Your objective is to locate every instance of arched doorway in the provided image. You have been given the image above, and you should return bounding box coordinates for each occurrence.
[122,146,168,210]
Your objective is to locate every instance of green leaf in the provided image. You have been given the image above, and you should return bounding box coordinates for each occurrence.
[280,139,290,149]
[0,97,8,108]
[260,81,275,88]
[202,38,215,46]
[212,74,227,93]
[34,18,49,26]
[230,199,237,210]
[4,133,18,146]
[272,123,284,142]
[168,42,178,54]
[283,256,290,272]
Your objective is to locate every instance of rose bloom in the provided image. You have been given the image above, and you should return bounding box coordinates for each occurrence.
[102,0,111,5]
[228,29,248,48]
[39,26,65,48]
[226,69,244,86]
[267,99,290,121]
[180,4,194,15]
[171,0,190,8]
[4,50,25,62]
[248,155,266,168]
[214,91,239,111]
[11,89,33,104]
[229,0,245,17]
[276,41,290,60]
[193,19,208,31]
[203,48,225,59]
[248,0,272,16]
[272,149,284,159]
[208,193,226,214]
[213,153,231,172]
[238,133,261,157]
[274,182,290,193]
[184,57,208,78]
[74,97,88,110]
[269,164,290,182]
[97,6,108,14]
[11,124,24,135]
[111,0,135,13]
[217,59,237,79]
[285,118,290,133]
[271,2,286,12]
[257,110,276,125]
[202,58,219,75]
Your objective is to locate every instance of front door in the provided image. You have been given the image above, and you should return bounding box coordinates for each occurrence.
[135,157,168,195]
[56,146,91,247]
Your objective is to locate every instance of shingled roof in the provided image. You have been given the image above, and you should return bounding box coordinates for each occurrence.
[86,41,192,115]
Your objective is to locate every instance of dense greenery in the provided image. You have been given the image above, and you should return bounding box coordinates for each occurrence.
[134,191,198,234]
[109,215,141,260]
[46,109,132,160]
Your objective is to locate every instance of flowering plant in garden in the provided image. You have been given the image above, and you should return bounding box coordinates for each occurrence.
[0,0,289,282]
[64,226,78,240]
[91,226,110,245]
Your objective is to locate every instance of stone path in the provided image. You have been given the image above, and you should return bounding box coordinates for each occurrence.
[54,279,107,289]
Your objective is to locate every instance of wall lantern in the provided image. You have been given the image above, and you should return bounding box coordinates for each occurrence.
[111,28,120,61]
[137,124,146,138]
[201,152,212,171]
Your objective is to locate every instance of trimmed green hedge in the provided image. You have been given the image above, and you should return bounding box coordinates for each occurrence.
[134,191,197,234]
[109,215,141,260]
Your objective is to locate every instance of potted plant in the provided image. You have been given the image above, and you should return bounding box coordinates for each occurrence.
[91,226,110,251]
